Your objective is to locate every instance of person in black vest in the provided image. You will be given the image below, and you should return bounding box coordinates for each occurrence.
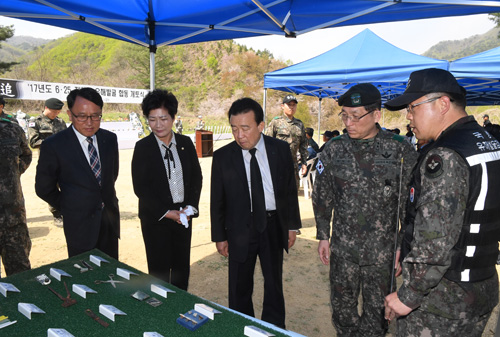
[384,68,500,336]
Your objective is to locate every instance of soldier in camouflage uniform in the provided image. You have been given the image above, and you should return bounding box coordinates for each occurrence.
[0,110,32,276]
[195,115,205,131]
[312,83,417,337]
[0,95,19,124]
[265,95,308,189]
[384,69,500,336]
[28,98,67,226]
[28,98,67,148]
[174,116,183,134]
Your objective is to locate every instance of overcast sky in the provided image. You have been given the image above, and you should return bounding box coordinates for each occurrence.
[2,13,497,64]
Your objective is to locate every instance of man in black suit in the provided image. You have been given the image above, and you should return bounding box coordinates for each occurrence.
[35,88,120,259]
[211,97,301,328]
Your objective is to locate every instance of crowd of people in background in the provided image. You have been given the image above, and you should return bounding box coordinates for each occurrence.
[1,67,500,337]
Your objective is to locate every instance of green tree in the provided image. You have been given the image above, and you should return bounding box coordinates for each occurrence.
[122,44,181,89]
[489,13,500,37]
[295,101,312,126]
[0,25,17,74]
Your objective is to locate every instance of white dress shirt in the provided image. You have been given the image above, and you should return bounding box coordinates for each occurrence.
[72,125,100,165]
[242,134,276,211]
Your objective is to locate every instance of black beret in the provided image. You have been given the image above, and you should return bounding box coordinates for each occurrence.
[45,98,64,110]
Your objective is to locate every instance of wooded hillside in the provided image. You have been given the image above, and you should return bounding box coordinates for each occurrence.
[2,26,500,131]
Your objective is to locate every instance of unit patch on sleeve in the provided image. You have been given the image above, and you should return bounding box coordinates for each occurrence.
[424,154,443,178]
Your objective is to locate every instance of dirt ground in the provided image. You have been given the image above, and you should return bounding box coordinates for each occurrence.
[16,138,500,336]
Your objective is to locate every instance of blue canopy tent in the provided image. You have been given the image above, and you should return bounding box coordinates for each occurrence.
[2,0,500,89]
[451,47,500,106]
[263,29,450,137]
[264,29,449,100]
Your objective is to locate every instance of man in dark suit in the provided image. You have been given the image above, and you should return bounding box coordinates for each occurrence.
[211,97,301,328]
[35,88,120,259]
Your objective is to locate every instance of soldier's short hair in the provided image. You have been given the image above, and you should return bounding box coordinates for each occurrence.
[228,97,263,125]
[0,95,5,107]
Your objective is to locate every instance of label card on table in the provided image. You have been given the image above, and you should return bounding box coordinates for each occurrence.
[89,255,109,267]
[49,268,72,281]
[0,283,20,297]
[48,328,76,337]
[143,332,165,337]
[116,268,138,280]
[194,303,221,320]
[0,316,17,329]
[151,284,175,298]
[72,284,97,299]
[99,304,126,322]
[18,303,45,320]
[244,326,276,337]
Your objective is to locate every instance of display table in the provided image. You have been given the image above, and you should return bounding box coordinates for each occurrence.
[0,250,294,336]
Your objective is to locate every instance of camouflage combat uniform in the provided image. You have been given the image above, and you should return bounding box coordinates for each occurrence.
[28,113,67,148]
[266,116,308,188]
[0,111,19,124]
[0,116,32,276]
[174,119,183,134]
[312,127,417,337]
[195,120,205,131]
[28,113,67,221]
[397,116,500,336]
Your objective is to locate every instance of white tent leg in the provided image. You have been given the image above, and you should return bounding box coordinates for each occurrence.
[150,51,155,90]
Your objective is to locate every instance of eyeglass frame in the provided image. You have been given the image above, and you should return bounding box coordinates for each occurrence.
[69,109,102,122]
[338,109,376,123]
[406,96,443,114]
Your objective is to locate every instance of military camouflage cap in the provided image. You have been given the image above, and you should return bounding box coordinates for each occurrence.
[283,95,298,104]
[338,83,380,107]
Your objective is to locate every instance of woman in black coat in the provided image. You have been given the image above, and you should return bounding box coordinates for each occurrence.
[132,89,202,290]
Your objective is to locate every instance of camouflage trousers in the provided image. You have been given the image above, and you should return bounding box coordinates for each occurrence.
[292,157,301,192]
[0,221,32,277]
[396,308,492,337]
[330,254,392,337]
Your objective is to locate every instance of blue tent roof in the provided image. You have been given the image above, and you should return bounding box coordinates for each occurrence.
[265,29,500,106]
[450,46,500,78]
[264,29,449,101]
[2,1,500,48]
[450,47,500,105]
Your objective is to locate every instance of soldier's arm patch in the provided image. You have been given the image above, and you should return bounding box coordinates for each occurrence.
[424,154,443,178]
[28,122,36,127]
[316,159,325,174]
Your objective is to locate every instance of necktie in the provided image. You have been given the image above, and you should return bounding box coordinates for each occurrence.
[163,144,176,179]
[249,148,266,233]
[86,137,102,185]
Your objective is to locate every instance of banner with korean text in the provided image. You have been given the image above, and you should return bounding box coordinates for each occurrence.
[0,78,149,104]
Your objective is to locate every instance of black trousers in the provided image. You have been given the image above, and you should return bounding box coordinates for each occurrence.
[67,207,119,259]
[141,218,192,291]
[228,214,286,328]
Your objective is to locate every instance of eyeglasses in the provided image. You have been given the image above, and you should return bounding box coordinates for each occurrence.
[406,96,442,114]
[338,109,375,123]
[69,110,102,122]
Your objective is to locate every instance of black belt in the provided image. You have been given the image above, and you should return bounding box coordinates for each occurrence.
[266,210,277,218]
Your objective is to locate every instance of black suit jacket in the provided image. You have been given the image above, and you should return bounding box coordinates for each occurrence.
[131,133,202,224]
[35,126,120,252]
[211,134,301,262]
